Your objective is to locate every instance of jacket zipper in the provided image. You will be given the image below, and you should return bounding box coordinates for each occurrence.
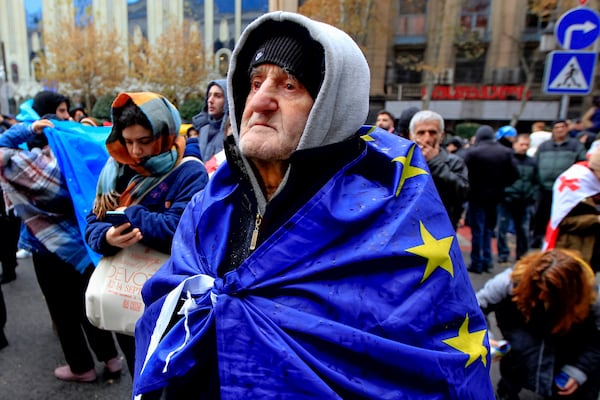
[249,213,262,251]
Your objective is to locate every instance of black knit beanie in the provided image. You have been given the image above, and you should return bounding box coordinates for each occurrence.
[32,90,70,118]
[249,34,324,99]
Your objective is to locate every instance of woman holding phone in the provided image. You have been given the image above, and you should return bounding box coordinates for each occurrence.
[476,249,600,400]
[85,92,208,378]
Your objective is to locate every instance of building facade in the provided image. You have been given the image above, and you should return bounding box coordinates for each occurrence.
[0,0,598,129]
[369,0,600,131]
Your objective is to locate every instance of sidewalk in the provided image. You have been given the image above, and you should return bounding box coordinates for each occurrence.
[0,235,540,400]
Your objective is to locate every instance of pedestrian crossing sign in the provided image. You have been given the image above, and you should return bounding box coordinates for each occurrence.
[543,51,597,95]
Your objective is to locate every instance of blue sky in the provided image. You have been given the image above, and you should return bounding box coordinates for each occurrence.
[24,0,41,13]
[24,0,139,14]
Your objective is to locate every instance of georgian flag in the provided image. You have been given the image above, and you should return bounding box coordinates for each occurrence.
[544,161,600,249]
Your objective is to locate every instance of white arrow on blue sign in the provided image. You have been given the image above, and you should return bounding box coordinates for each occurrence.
[543,51,597,95]
[555,7,600,50]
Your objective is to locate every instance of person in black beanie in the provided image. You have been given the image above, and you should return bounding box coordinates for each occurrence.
[133,12,493,400]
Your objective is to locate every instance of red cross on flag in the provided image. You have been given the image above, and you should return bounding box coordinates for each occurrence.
[544,161,600,249]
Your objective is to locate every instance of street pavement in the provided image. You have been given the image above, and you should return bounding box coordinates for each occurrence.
[0,227,542,399]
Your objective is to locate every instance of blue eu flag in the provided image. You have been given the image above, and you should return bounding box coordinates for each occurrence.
[134,127,494,399]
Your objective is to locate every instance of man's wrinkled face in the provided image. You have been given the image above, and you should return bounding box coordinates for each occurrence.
[239,64,314,162]
[207,85,225,119]
[411,120,443,149]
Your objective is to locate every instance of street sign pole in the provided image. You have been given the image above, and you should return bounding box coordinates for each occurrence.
[545,6,600,118]
[559,95,569,119]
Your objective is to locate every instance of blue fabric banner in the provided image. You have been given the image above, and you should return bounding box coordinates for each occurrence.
[133,127,494,399]
[45,121,111,265]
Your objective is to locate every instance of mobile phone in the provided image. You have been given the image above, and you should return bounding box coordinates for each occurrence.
[104,210,130,227]
[491,340,511,359]
[554,371,570,388]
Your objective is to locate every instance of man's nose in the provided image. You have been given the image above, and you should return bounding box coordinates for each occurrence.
[248,81,277,111]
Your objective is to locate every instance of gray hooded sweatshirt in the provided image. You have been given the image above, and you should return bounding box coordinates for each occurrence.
[227,11,370,215]
[192,79,228,161]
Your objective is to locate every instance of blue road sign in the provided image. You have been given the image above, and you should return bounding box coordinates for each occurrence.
[543,51,597,95]
[555,7,600,50]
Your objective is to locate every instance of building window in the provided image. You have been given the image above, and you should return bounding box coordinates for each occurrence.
[396,0,427,36]
[455,46,486,84]
[460,0,490,38]
[10,62,18,84]
[395,51,423,84]
[523,2,555,40]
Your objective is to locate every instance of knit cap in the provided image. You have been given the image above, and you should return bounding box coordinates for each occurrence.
[474,125,495,142]
[249,34,324,99]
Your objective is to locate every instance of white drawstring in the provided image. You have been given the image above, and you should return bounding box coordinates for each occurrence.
[140,274,216,375]
[163,289,195,372]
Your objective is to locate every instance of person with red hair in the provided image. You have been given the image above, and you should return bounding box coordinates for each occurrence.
[477,249,600,400]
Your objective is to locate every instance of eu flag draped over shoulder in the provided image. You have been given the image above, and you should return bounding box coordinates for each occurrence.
[134,127,494,399]
[44,120,111,265]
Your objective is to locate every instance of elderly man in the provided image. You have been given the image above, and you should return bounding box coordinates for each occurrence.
[409,110,469,230]
[133,12,493,399]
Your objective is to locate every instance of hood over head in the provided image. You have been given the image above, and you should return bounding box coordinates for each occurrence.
[202,79,228,117]
[32,90,70,119]
[474,125,495,143]
[106,92,182,165]
[228,11,369,152]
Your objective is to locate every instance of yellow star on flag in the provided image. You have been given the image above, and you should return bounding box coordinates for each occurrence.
[405,221,454,282]
[442,314,488,368]
[360,126,378,142]
[391,145,428,196]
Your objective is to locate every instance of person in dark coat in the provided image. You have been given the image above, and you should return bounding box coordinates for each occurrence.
[497,133,539,263]
[463,125,519,273]
[395,106,419,138]
[409,110,469,230]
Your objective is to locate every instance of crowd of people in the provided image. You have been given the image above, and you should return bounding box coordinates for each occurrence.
[0,10,598,400]
[376,111,600,399]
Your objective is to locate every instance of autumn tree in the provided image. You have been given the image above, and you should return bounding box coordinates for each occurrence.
[40,3,127,110]
[131,18,208,108]
[298,0,376,50]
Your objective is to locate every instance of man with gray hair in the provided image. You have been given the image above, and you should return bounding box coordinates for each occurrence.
[410,110,469,229]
